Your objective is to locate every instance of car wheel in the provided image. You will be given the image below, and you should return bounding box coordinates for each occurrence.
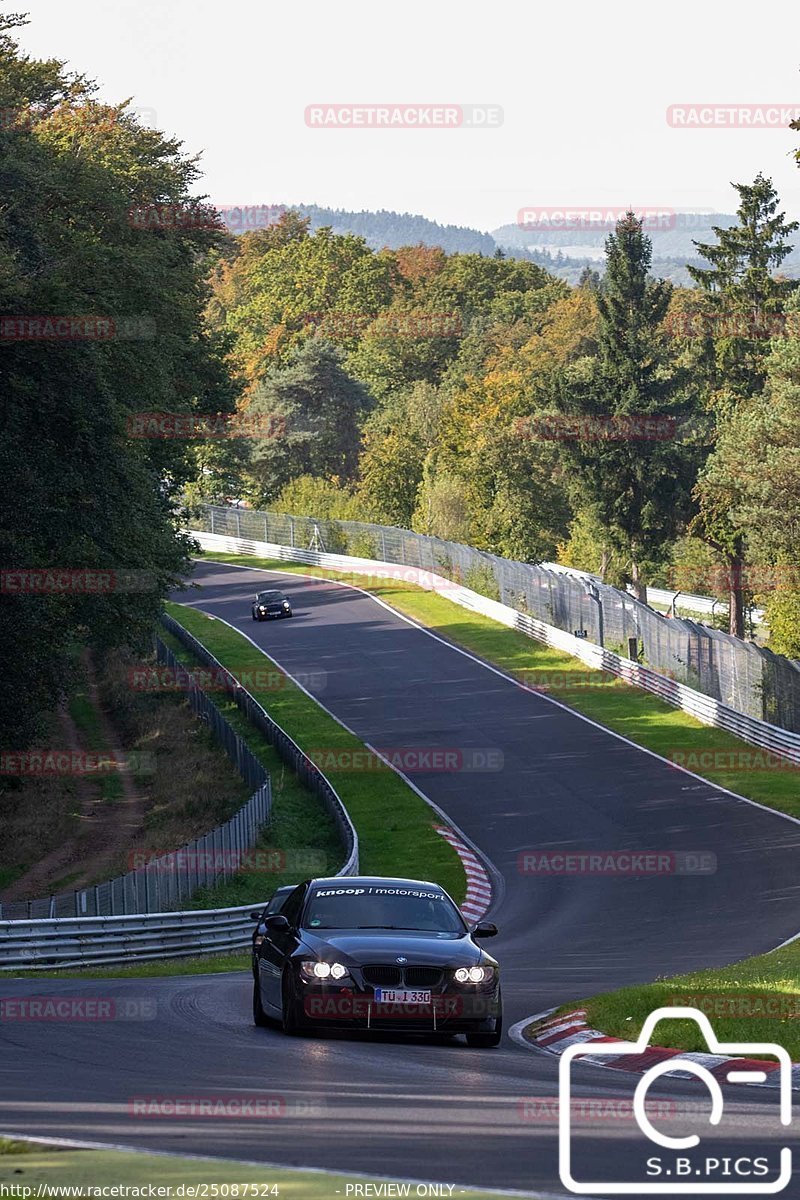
[281,971,307,1036]
[252,978,270,1028]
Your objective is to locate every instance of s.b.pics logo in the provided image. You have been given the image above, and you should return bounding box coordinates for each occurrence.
[559,1007,793,1194]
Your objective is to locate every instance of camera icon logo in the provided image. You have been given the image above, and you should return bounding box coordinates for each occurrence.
[559,1006,792,1194]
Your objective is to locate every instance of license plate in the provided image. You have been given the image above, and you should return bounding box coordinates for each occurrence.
[373,988,431,1004]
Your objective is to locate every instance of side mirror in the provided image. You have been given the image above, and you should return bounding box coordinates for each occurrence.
[472,922,498,939]
[265,913,290,931]
[249,911,263,921]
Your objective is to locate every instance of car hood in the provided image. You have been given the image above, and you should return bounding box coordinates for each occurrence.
[296,929,484,967]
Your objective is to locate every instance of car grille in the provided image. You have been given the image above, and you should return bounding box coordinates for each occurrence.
[362,965,444,989]
[404,966,443,988]
[363,965,403,988]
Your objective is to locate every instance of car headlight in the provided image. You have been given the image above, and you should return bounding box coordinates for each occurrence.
[283,602,290,609]
[454,965,490,983]
[259,606,266,612]
[300,960,348,980]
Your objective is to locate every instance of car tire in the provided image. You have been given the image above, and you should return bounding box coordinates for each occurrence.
[252,978,270,1028]
[281,971,307,1036]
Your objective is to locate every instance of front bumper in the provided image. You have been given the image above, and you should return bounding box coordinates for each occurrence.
[299,982,501,1032]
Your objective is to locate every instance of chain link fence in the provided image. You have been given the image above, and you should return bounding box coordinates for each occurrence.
[159,612,359,878]
[193,504,800,735]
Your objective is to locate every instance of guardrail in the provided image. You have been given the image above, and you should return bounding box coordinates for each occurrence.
[189,527,800,765]
[0,616,359,970]
[196,504,800,734]
[160,612,359,879]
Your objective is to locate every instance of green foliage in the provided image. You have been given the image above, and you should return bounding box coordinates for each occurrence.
[271,474,363,521]
[463,563,501,601]
[244,340,372,505]
[0,15,231,748]
[554,212,701,596]
[688,173,799,408]
[412,466,472,541]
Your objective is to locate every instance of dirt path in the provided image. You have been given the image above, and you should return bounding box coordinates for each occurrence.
[1,654,148,902]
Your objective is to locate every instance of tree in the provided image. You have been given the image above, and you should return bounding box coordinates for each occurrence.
[245,340,372,504]
[0,13,232,748]
[687,176,798,634]
[688,173,798,408]
[553,213,700,602]
[699,292,800,653]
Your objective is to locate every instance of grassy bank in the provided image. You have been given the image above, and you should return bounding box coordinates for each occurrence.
[194,552,800,821]
[541,938,800,1060]
[164,603,467,902]
[0,1142,526,1199]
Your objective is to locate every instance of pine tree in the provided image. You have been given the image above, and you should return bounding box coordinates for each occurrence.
[688,173,798,405]
[688,175,798,634]
[555,212,700,603]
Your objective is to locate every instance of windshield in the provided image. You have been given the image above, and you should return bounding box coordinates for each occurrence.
[256,591,284,602]
[303,884,466,933]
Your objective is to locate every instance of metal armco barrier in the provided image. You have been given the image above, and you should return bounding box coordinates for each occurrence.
[0,619,359,970]
[159,612,359,881]
[190,525,800,765]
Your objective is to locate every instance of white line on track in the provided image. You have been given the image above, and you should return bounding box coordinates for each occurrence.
[190,557,800,952]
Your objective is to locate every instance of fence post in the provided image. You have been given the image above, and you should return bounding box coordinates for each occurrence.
[210,507,215,535]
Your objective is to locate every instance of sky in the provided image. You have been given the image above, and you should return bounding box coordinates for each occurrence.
[13,0,800,232]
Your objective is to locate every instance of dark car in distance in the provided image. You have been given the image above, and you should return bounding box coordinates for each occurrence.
[251,589,292,621]
[250,876,502,1047]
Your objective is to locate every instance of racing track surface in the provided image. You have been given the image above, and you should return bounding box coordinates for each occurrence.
[1,559,799,1196]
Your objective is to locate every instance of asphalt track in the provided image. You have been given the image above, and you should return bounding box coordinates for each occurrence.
[2,559,799,1196]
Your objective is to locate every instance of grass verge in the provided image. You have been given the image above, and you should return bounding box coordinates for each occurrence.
[157,622,342,906]
[164,602,466,903]
[0,1143,526,1198]
[542,938,800,1060]
[194,552,800,821]
[5,951,251,980]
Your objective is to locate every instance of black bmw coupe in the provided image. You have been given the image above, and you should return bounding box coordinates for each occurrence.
[250,876,502,1046]
[251,589,293,621]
